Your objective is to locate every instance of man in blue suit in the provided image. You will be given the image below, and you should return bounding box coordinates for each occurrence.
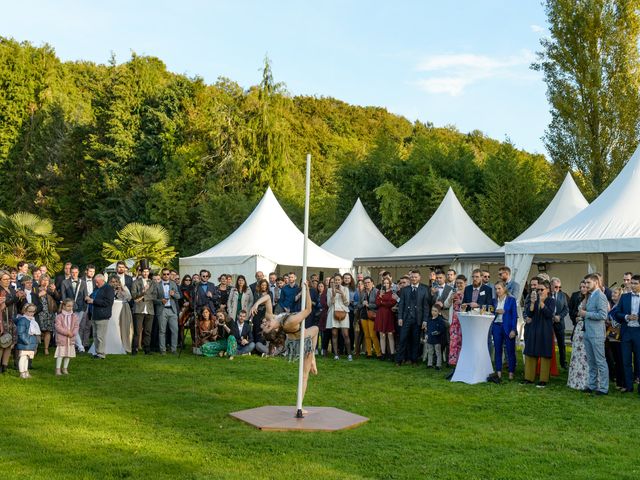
[462,269,493,311]
[396,270,432,366]
[614,273,640,394]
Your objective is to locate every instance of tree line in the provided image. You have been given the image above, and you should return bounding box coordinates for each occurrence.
[3,1,639,272]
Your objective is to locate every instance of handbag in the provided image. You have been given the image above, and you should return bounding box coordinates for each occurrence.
[366,308,376,320]
[334,310,347,321]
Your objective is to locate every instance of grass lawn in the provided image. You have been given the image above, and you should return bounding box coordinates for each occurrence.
[1,347,639,480]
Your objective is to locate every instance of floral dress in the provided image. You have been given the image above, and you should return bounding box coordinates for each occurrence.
[37,294,56,332]
[447,291,463,366]
[567,320,589,390]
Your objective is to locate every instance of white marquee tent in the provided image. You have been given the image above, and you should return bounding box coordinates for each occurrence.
[505,144,640,289]
[354,187,499,278]
[179,187,352,279]
[321,198,396,260]
[389,187,499,257]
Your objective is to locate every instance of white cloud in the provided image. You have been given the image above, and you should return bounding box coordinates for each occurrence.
[415,50,535,96]
[530,24,545,33]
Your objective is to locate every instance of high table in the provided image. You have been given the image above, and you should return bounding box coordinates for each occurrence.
[451,311,494,384]
[89,300,126,355]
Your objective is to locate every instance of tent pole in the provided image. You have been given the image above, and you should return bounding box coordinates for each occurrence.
[295,153,311,418]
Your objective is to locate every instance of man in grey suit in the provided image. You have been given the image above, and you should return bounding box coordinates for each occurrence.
[578,273,609,395]
[433,270,454,363]
[62,265,88,352]
[550,277,570,368]
[156,268,181,354]
[396,270,432,366]
[131,267,158,355]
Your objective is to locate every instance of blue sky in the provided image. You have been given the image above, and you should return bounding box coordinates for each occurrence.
[2,0,550,154]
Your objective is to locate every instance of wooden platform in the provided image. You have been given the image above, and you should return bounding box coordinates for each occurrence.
[229,406,369,432]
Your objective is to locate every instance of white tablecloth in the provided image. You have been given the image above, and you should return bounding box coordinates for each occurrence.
[451,312,494,384]
[89,300,126,355]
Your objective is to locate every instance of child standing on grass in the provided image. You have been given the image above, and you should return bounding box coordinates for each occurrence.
[54,299,79,376]
[14,303,40,379]
[424,306,446,370]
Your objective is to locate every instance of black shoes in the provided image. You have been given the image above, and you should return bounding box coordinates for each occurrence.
[595,390,608,396]
[536,382,547,388]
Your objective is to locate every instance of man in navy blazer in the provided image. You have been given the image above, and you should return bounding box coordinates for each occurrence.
[396,270,432,366]
[614,274,640,393]
[230,310,255,355]
[462,269,493,311]
[550,277,570,368]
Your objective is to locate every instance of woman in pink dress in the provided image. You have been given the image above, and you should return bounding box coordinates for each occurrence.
[445,275,466,370]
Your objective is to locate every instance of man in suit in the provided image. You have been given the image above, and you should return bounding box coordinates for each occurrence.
[267,272,278,306]
[396,270,432,366]
[249,271,264,300]
[85,274,115,359]
[61,265,88,352]
[77,265,97,351]
[446,269,457,288]
[114,261,133,293]
[614,274,640,394]
[498,266,520,301]
[462,269,493,311]
[193,269,219,314]
[156,268,181,354]
[55,262,72,292]
[481,270,495,300]
[230,309,255,355]
[131,267,158,355]
[433,270,454,363]
[578,273,609,395]
[550,277,570,368]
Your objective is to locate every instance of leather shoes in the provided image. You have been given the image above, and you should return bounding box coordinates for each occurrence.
[595,390,608,396]
[582,388,593,394]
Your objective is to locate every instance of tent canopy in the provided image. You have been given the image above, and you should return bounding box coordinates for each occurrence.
[388,187,498,257]
[321,198,395,260]
[512,172,589,243]
[180,187,351,276]
[506,145,640,255]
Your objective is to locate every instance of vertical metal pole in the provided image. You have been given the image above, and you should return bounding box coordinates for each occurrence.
[295,154,311,418]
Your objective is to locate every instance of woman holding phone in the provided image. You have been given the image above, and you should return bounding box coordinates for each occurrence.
[522,280,556,388]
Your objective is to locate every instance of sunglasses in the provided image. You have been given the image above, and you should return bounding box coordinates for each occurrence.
[536,288,546,292]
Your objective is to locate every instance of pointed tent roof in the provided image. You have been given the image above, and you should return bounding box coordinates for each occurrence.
[511,172,589,243]
[506,145,640,254]
[322,198,396,260]
[181,187,352,268]
[388,187,499,257]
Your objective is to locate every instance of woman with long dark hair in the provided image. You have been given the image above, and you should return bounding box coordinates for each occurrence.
[227,275,254,322]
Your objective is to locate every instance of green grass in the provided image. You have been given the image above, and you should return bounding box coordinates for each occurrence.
[1,348,638,480]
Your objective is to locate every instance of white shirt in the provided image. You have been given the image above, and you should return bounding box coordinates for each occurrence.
[628,293,640,327]
[86,279,94,296]
[24,289,33,304]
[162,282,171,307]
[495,297,506,323]
[142,279,149,315]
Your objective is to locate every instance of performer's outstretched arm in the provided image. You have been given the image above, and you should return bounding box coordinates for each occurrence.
[250,292,273,318]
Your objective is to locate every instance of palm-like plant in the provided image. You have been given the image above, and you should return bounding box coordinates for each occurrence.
[102,223,177,269]
[0,211,65,272]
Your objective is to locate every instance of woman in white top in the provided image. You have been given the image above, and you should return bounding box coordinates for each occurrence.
[326,273,351,361]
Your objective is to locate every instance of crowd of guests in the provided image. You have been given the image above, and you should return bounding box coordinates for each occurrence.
[1,259,639,398]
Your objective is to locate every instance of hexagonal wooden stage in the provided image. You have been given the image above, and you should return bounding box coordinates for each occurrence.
[229,406,369,432]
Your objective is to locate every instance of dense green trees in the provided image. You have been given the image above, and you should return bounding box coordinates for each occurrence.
[0,37,576,269]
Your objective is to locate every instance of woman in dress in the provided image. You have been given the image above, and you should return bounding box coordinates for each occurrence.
[252,283,317,402]
[343,273,357,355]
[567,280,589,390]
[109,276,134,353]
[523,280,556,388]
[327,273,351,361]
[492,281,518,380]
[251,279,270,355]
[0,270,19,374]
[606,286,625,391]
[316,282,329,356]
[375,277,397,361]
[36,275,59,356]
[444,275,466,373]
[217,274,230,314]
[227,275,254,322]
[200,310,237,359]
